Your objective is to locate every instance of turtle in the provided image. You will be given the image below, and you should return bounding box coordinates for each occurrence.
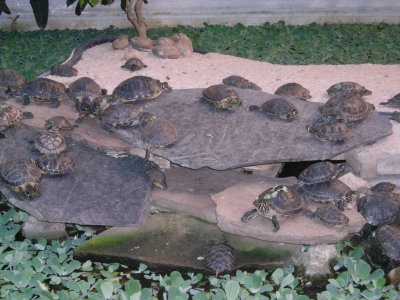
[34,129,67,154]
[67,77,107,113]
[293,179,359,211]
[306,116,353,144]
[357,192,400,226]
[51,65,78,77]
[100,104,156,131]
[241,185,315,232]
[121,58,147,72]
[314,206,349,227]
[0,102,33,138]
[141,118,178,159]
[146,160,167,189]
[45,116,75,131]
[19,78,67,108]
[201,84,243,111]
[365,182,396,195]
[204,241,237,276]
[222,75,261,90]
[380,93,400,108]
[375,225,400,260]
[274,82,311,100]
[378,111,400,123]
[31,154,76,175]
[320,94,374,123]
[327,82,372,97]
[297,161,346,185]
[248,97,298,121]
[1,68,26,95]
[1,159,42,199]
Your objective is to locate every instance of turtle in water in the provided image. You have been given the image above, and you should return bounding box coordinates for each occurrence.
[357,192,400,226]
[274,82,311,100]
[293,179,359,211]
[45,116,75,131]
[0,102,33,138]
[327,82,372,97]
[146,160,167,189]
[222,75,261,90]
[314,206,349,227]
[1,68,26,95]
[67,77,107,113]
[365,182,396,195]
[204,241,237,276]
[1,159,42,199]
[34,129,67,154]
[375,225,400,262]
[298,161,346,185]
[248,97,298,121]
[380,93,400,108]
[306,116,353,144]
[121,58,147,72]
[320,94,374,124]
[31,154,76,175]
[51,65,78,77]
[19,78,67,108]
[202,84,243,111]
[241,185,315,232]
[141,118,178,159]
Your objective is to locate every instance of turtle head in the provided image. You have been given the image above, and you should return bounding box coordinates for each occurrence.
[287,108,298,120]
[98,96,121,114]
[161,82,172,92]
[139,112,157,127]
[20,183,41,199]
[345,190,359,203]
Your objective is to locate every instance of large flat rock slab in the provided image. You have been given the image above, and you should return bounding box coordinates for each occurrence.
[211,177,366,245]
[0,124,151,226]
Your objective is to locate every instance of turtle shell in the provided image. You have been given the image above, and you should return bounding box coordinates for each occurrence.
[1,68,26,94]
[0,102,23,127]
[20,78,67,108]
[32,154,76,175]
[327,82,372,97]
[68,77,106,112]
[202,84,242,111]
[1,159,42,198]
[51,65,78,77]
[249,98,298,121]
[34,130,67,154]
[274,82,311,100]
[293,179,358,210]
[306,116,353,143]
[375,225,400,260]
[100,104,155,128]
[113,76,171,102]
[315,206,349,227]
[141,118,178,148]
[320,94,373,123]
[298,161,346,185]
[357,192,400,226]
[380,93,400,108]
[45,116,74,130]
[146,160,167,189]
[121,58,147,71]
[222,75,261,90]
[204,241,237,276]
[366,182,396,195]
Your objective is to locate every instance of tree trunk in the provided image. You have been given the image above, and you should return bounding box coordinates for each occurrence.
[126,0,147,37]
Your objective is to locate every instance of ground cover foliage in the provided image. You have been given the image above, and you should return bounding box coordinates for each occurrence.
[1,22,400,80]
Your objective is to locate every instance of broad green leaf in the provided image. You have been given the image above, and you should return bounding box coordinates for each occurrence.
[88,0,100,7]
[224,280,240,300]
[101,281,115,299]
[280,274,294,288]
[30,0,49,29]
[271,268,284,285]
[140,288,153,300]
[355,260,371,280]
[193,292,208,300]
[125,279,141,296]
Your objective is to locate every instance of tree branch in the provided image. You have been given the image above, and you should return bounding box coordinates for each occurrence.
[126,0,147,37]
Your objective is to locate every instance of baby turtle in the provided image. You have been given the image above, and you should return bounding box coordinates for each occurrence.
[1,159,42,199]
[248,97,298,121]
[222,75,261,90]
[375,225,400,261]
[327,82,372,97]
[380,93,400,108]
[366,182,396,195]
[31,154,76,175]
[141,118,178,159]
[306,116,353,144]
[68,77,107,113]
[0,102,33,138]
[204,241,237,276]
[274,82,311,100]
[320,94,374,123]
[45,116,74,131]
[19,78,67,108]
[51,65,78,77]
[298,161,346,185]
[1,68,26,95]
[293,179,359,211]
[241,185,315,232]
[121,58,147,72]
[202,84,243,111]
[146,160,167,189]
[315,206,349,227]
[357,192,400,226]
[34,129,67,154]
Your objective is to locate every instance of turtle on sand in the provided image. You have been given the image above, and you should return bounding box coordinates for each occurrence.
[327,82,372,97]
[222,75,261,90]
[19,78,67,108]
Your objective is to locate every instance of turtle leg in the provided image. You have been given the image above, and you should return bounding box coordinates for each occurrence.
[302,209,316,219]
[240,208,257,223]
[337,200,345,211]
[271,215,280,232]
[145,145,153,160]
[22,111,34,119]
[49,98,61,108]
[23,95,31,105]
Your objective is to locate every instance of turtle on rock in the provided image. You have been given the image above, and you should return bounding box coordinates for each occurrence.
[248,97,298,122]
[314,206,349,227]
[201,84,242,111]
[306,116,353,144]
[365,182,396,195]
[51,65,78,77]
[67,77,107,113]
[19,78,67,108]
[45,116,75,131]
[121,58,147,72]
[375,225,400,262]
[241,185,315,232]
[222,75,261,90]
[274,82,311,100]
[1,68,26,95]
[357,192,400,226]
[32,154,76,175]
[0,102,33,138]
[146,160,167,189]
[327,82,372,97]
[204,241,237,276]
[298,161,346,185]
[34,129,67,154]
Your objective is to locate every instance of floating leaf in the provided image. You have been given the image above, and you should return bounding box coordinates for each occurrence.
[125,279,141,297]
[224,280,240,300]
[100,281,115,299]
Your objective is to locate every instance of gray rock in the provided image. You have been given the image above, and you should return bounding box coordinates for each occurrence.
[170,33,193,57]
[112,34,129,50]
[152,45,181,59]
[130,36,154,51]
[292,244,338,276]
[22,216,67,240]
